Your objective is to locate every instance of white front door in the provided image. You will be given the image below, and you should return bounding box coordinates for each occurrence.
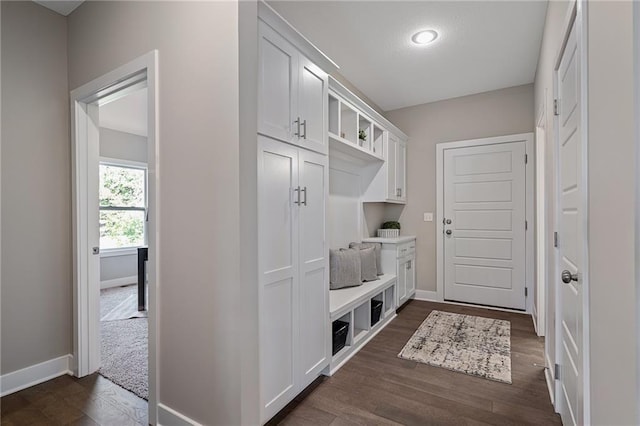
[443,141,527,310]
[555,20,584,426]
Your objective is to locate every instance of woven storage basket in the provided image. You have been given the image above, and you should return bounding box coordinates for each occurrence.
[377,229,399,238]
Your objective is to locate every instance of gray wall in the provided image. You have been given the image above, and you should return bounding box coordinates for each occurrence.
[1,1,72,375]
[99,127,148,285]
[67,2,241,424]
[384,84,534,292]
[586,2,637,423]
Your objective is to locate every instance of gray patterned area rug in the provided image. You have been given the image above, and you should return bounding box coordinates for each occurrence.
[398,310,512,384]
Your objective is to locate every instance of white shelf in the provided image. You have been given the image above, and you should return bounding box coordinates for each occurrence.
[362,236,417,244]
[329,133,384,165]
[330,274,396,317]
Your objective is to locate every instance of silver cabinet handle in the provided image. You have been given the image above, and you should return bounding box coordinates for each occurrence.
[301,187,307,206]
[293,186,301,205]
[396,188,400,197]
[301,120,307,139]
[294,118,301,137]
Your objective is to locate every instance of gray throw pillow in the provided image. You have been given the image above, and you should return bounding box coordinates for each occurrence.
[330,248,362,290]
[349,242,383,275]
[359,246,378,282]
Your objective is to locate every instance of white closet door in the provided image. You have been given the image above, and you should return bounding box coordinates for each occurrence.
[387,134,398,200]
[298,56,328,155]
[297,149,329,386]
[258,22,298,144]
[396,139,407,201]
[258,136,299,421]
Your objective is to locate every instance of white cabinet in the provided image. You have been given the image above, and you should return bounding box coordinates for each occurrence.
[258,21,328,155]
[258,136,329,423]
[362,131,408,204]
[363,237,416,307]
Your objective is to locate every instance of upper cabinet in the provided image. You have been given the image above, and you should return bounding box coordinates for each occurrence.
[326,78,409,204]
[258,20,329,155]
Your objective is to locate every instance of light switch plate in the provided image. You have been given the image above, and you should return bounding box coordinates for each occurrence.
[423,212,433,222]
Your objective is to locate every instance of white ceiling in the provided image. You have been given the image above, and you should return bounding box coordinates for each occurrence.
[100,88,148,137]
[33,0,84,16]
[269,1,548,111]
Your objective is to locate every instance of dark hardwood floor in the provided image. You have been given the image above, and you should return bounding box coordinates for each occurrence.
[1,374,147,426]
[270,300,561,426]
[2,300,559,426]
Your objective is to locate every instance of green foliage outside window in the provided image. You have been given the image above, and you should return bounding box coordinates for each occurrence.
[100,164,146,249]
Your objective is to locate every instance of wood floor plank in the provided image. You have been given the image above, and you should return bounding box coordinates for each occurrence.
[272,300,561,425]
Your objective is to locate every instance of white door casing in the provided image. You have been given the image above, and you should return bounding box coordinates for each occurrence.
[443,141,527,310]
[555,18,585,426]
[71,51,158,425]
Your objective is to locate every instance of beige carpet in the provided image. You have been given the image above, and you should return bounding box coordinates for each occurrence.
[398,310,512,384]
[99,285,148,400]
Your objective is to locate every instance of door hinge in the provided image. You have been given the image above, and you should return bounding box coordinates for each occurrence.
[554,363,561,380]
[554,99,560,116]
[554,231,559,248]
[525,287,528,297]
[525,154,528,164]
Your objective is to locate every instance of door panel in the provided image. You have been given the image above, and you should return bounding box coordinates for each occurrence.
[298,56,328,154]
[258,22,297,144]
[258,136,299,420]
[396,139,407,201]
[443,141,526,310]
[387,134,397,200]
[298,150,329,384]
[556,21,583,426]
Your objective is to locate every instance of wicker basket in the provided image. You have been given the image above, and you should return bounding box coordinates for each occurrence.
[377,229,400,238]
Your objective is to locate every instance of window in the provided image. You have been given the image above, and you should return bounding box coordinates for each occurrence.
[99,163,147,250]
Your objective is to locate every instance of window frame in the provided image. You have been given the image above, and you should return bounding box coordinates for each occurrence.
[99,157,148,254]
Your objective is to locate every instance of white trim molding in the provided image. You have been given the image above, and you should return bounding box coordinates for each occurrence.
[0,355,73,397]
[435,133,535,312]
[158,404,203,426]
[100,275,137,290]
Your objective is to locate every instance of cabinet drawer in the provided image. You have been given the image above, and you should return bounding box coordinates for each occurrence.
[396,241,415,258]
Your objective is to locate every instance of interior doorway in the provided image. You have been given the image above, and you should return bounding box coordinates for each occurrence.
[71,51,158,424]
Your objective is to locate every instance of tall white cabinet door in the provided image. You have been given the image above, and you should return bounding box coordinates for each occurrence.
[258,136,300,420]
[297,149,329,386]
[298,56,328,155]
[386,134,397,200]
[258,22,298,144]
[396,139,407,201]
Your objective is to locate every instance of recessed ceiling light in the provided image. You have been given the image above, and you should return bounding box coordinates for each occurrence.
[411,30,439,45]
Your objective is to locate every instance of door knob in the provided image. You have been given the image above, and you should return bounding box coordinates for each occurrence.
[561,270,578,284]
[445,229,452,235]
[445,219,452,224]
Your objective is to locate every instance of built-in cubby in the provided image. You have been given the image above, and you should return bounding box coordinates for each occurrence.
[353,302,370,342]
[384,286,395,317]
[340,102,358,143]
[358,115,372,150]
[332,312,352,358]
[328,94,340,135]
[372,124,384,157]
[327,275,397,375]
[371,292,384,327]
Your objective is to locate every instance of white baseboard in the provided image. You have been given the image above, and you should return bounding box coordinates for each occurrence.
[1,354,73,397]
[101,275,137,290]
[413,289,438,301]
[158,403,202,426]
